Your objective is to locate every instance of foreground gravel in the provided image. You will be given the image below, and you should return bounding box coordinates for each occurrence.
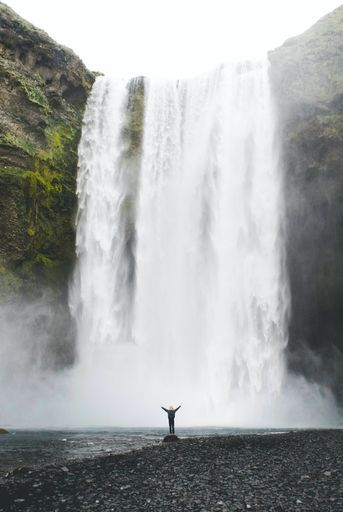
[0,430,342,511]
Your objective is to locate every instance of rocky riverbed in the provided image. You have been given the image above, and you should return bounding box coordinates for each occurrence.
[0,430,342,511]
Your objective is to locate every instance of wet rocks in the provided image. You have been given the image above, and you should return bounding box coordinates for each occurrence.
[0,430,342,511]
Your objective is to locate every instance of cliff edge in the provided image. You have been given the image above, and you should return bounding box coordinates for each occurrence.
[269,6,343,398]
[0,1,95,299]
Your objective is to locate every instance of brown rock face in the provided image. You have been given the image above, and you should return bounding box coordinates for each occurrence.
[0,1,95,299]
[269,6,343,400]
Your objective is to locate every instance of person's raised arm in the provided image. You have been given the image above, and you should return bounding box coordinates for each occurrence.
[161,406,168,412]
[175,404,182,412]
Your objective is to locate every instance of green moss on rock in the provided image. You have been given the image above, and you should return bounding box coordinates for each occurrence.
[19,77,51,113]
[0,1,95,297]
[122,77,145,158]
[0,131,38,156]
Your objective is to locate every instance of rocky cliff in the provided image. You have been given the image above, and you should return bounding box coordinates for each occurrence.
[0,1,94,300]
[269,6,343,399]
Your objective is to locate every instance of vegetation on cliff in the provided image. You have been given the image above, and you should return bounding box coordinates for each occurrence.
[0,1,95,300]
[269,5,343,399]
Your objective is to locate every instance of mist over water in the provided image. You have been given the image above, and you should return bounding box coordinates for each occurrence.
[0,63,341,428]
[0,297,73,426]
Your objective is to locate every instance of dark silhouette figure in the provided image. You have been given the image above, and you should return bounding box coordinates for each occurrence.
[161,405,181,434]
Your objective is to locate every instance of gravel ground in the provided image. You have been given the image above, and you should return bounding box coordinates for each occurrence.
[0,430,342,511]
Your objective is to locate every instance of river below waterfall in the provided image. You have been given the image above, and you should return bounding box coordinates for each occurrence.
[0,428,290,475]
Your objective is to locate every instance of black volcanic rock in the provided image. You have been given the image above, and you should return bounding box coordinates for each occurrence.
[0,431,342,511]
[269,6,343,400]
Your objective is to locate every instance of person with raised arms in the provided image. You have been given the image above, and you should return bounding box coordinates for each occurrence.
[161,404,182,434]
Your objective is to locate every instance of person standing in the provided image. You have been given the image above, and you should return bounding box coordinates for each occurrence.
[161,404,181,434]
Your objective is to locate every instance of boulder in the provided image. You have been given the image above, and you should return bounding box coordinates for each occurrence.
[163,434,180,443]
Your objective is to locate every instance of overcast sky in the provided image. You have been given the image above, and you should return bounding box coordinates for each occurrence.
[4,0,343,78]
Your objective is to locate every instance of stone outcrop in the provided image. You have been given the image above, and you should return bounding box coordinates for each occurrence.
[269,6,343,399]
[0,1,95,300]
[163,434,180,443]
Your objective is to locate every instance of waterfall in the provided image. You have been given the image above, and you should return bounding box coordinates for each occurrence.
[70,62,290,426]
[70,77,134,348]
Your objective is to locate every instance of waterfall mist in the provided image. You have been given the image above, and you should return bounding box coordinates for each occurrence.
[0,63,341,428]
[0,295,73,426]
[66,63,340,428]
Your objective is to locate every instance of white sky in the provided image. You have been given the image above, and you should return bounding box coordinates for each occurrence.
[4,0,343,78]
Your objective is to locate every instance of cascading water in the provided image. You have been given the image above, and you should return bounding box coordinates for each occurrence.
[132,62,288,422]
[70,77,134,348]
[68,63,337,427]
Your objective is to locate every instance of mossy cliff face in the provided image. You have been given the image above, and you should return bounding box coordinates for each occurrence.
[0,1,95,299]
[269,6,343,398]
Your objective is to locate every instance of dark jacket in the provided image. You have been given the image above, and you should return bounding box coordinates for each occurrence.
[161,406,181,419]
